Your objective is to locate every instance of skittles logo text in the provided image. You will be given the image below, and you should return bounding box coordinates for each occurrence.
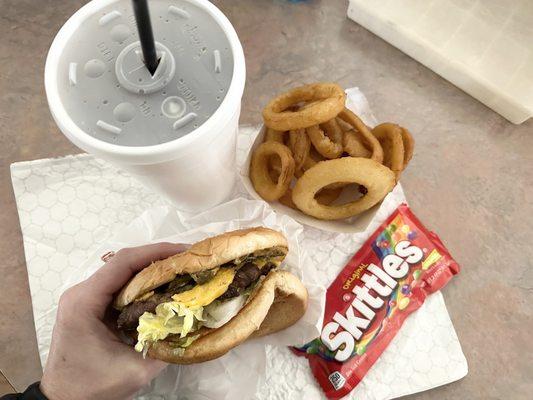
[320,241,423,362]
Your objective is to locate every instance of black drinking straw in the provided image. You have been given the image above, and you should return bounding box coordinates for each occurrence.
[132,0,159,75]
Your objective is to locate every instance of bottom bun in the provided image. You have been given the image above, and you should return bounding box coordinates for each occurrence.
[147,270,308,364]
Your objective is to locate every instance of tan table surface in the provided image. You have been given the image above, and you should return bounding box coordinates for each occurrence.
[1,0,532,398]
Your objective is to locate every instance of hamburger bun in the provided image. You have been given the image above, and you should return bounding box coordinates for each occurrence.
[115,227,288,309]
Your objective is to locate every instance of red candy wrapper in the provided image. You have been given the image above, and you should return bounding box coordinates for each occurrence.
[293,204,460,399]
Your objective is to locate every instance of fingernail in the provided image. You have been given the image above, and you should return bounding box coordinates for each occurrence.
[101,251,116,262]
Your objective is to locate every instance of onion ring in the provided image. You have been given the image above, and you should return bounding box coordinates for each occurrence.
[400,127,414,168]
[292,158,395,220]
[335,117,354,132]
[337,117,371,158]
[302,153,318,171]
[263,83,346,131]
[337,108,383,163]
[289,129,311,171]
[304,147,323,168]
[343,129,372,158]
[372,123,405,178]
[295,147,324,178]
[250,142,295,201]
[321,118,344,147]
[306,125,343,159]
[264,128,285,143]
[264,127,287,179]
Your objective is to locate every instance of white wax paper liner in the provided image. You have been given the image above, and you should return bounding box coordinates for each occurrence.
[62,198,327,399]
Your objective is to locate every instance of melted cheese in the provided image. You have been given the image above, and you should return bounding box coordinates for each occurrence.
[171,268,236,307]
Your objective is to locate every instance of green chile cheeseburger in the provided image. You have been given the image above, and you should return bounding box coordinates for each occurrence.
[114,227,308,364]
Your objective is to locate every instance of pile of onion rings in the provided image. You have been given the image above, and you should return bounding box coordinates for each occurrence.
[250,82,415,220]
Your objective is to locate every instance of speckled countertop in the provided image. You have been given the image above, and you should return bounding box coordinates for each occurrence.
[0,0,532,398]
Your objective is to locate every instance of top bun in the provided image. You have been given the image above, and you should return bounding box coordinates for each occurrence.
[114,227,288,309]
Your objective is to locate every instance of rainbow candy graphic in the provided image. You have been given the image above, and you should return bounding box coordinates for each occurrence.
[295,215,444,361]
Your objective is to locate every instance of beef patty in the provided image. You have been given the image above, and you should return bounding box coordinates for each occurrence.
[117,262,275,330]
[218,262,273,300]
[117,293,172,330]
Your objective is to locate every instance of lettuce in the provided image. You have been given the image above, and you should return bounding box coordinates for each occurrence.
[135,301,204,353]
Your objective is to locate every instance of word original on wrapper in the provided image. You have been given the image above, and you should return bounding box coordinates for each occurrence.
[293,204,460,399]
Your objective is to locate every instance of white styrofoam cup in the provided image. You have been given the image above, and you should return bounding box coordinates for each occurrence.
[45,0,246,212]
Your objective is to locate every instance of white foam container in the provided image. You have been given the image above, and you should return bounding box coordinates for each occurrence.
[347,0,533,124]
[45,0,246,212]
[240,125,403,234]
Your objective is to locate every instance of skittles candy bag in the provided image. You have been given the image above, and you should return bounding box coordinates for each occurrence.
[293,204,460,399]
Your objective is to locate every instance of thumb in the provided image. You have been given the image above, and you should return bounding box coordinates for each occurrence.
[82,242,188,316]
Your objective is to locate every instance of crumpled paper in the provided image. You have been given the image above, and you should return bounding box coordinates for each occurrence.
[63,198,326,399]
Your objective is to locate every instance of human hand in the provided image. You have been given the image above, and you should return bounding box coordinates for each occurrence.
[40,242,188,400]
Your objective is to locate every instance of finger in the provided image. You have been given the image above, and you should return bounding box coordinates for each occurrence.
[83,242,188,307]
[118,342,169,378]
[107,340,169,384]
[91,242,188,294]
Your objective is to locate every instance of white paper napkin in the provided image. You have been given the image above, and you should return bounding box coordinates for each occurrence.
[61,198,326,399]
[62,199,326,347]
[11,88,467,399]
